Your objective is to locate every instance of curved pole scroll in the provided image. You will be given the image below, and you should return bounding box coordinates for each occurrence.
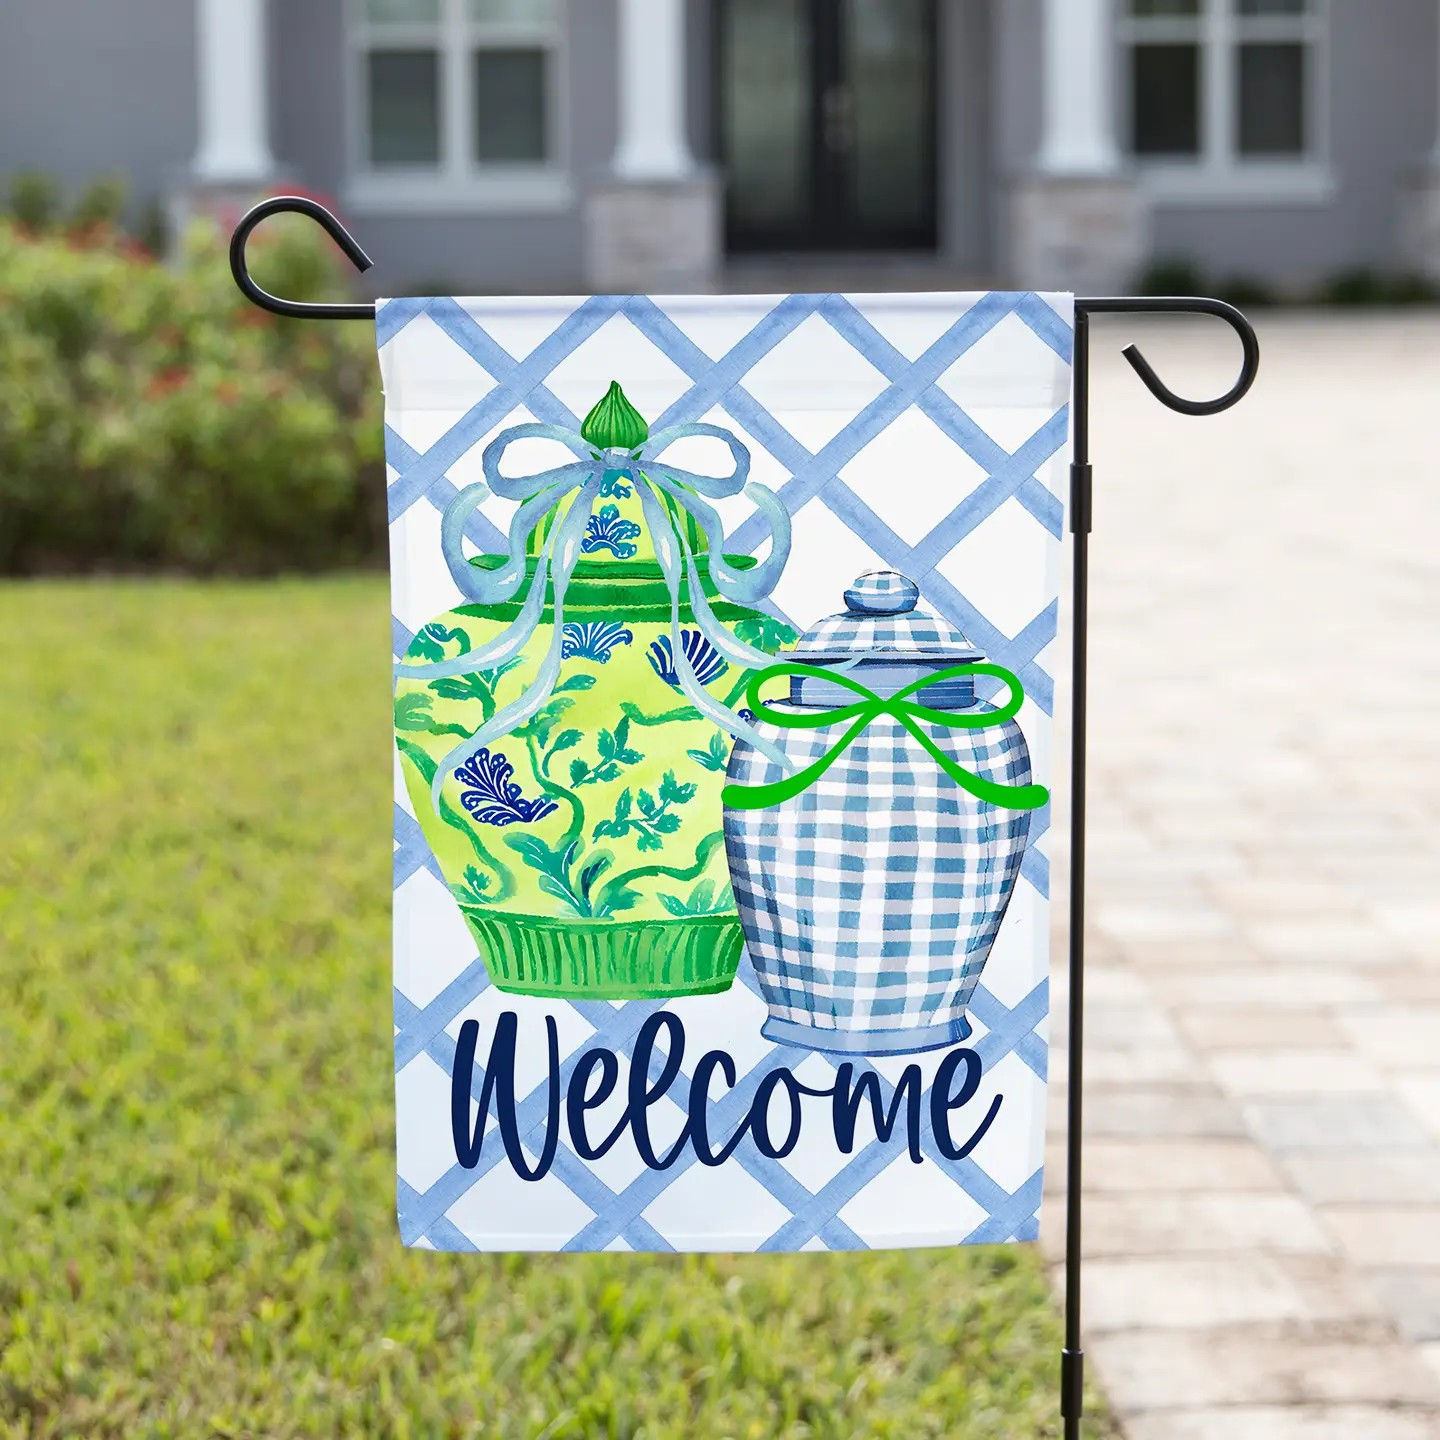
[1076,295,1259,417]
[229,195,376,321]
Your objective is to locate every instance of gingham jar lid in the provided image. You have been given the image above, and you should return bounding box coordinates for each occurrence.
[793,571,983,662]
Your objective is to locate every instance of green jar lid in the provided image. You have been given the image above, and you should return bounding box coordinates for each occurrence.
[462,553,761,622]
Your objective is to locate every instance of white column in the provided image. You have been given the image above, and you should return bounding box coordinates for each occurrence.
[191,0,274,183]
[1037,0,1122,176]
[612,0,694,182]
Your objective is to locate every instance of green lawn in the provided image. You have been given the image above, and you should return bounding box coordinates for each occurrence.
[0,580,1107,1439]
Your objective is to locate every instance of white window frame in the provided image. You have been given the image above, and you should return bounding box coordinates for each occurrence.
[344,0,573,215]
[1119,0,1334,206]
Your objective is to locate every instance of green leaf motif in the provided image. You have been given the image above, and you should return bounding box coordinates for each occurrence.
[575,851,611,899]
[398,683,493,738]
[657,878,733,917]
[592,771,694,852]
[505,833,583,913]
[396,736,437,787]
[502,830,642,919]
[596,885,640,917]
[429,677,484,702]
[394,692,435,732]
[451,863,500,906]
[607,715,633,757]
[621,700,703,727]
[423,658,522,724]
[732,613,797,653]
[411,623,473,663]
[659,772,698,806]
[505,832,569,874]
[687,731,733,773]
[591,789,631,842]
[515,695,574,749]
[542,729,583,776]
[571,714,645,787]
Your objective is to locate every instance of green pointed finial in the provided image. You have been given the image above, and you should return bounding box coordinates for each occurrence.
[581,380,649,452]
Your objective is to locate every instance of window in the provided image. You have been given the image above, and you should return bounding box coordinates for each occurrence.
[1122,0,1325,179]
[350,0,566,208]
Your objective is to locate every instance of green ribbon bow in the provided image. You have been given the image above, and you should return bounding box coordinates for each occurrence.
[719,662,1051,812]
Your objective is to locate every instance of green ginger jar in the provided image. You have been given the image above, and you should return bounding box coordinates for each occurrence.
[393,383,794,1000]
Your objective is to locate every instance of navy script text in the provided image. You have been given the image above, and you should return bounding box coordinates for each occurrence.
[451,1011,1003,1180]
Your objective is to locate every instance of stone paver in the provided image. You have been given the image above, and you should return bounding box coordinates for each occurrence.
[1041,315,1440,1437]
[1244,1096,1437,1153]
[1368,1273,1440,1342]
[1097,1326,1440,1410]
[1281,1152,1440,1207]
[1320,1209,1440,1268]
[1122,1407,1440,1440]
[1050,1137,1286,1192]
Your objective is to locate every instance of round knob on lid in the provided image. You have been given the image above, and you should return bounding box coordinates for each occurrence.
[844,570,920,616]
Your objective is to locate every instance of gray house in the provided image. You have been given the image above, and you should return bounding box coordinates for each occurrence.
[4,0,1440,295]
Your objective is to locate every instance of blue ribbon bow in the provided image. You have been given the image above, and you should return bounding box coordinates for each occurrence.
[396,420,794,809]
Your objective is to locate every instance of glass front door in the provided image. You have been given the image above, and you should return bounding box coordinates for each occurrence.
[719,0,937,251]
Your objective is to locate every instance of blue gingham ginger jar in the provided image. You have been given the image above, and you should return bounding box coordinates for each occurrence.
[721,570,1037,1056]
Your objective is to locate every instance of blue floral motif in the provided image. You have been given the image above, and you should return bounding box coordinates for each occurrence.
[598,469,633,499]
[581,504,642,559]
[454,748,558,827]
[561,621,634,665]
[648,630,729,689]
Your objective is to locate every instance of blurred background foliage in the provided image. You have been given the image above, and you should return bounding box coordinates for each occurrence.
[0,173,384,576]
[2,169,1434,578]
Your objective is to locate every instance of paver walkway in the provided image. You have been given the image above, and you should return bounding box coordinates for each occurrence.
[1040,313,1440,1438]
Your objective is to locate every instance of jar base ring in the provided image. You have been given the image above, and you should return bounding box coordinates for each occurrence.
[760,1013,974,1057]
[461,908,743,1000]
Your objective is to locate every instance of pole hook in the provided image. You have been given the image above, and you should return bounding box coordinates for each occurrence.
[1076,296,1260,417]
[228,195,377,321]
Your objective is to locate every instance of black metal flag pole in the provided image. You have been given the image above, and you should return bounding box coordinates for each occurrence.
[229,197,1261,1439]
[1061,298,1258,1438]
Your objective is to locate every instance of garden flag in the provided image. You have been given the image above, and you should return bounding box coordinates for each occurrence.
[382,292,1071,1252]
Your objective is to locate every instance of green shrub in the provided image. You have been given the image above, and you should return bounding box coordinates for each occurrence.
[1317,266,1392,307]
[1214,275,1279,309]
[1315,266,1440,307]
[1134,255,1208,297]
[68,174,130,231]
[1135,259,1282,308]
[0,213,385,574]
[1378,270,1440,305]
[6,171,61,230]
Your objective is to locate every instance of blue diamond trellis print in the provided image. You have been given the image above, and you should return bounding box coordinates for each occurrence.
[383,291,1072,1252]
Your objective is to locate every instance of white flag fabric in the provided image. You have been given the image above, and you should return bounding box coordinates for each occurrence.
[382,292,1071,1252]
